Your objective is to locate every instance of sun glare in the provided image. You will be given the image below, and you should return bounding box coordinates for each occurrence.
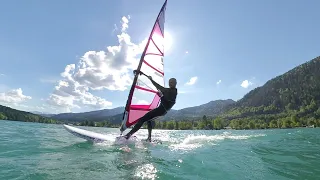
[164,31,173,51]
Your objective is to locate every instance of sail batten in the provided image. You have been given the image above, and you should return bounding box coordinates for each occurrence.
[143,60,164,76]
[120,0,168,132]
[135,85,158,94]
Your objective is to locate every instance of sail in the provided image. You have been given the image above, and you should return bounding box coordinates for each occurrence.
[120,0,167,132]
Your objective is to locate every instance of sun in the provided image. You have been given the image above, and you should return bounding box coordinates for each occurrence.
[150,30,173,53]
[164,31,173,51]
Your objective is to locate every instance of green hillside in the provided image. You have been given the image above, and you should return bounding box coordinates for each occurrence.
[164,99,235,120]
[31,99,234,128]
[50,107,124,123]
[222,56,320,129]
[0,105,59,124]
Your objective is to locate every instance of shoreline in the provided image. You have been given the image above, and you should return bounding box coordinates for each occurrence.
[1,119,317,130]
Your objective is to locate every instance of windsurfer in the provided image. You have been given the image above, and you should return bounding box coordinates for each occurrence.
[123,70,177,142]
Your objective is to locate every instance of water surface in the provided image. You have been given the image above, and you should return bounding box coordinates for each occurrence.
[0,120,319,180]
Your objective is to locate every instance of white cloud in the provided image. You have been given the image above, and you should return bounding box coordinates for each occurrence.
[0,88,32,104]
[46,15,148,113]
[185,76,198,86]
[216,80,222,85]
[241,80,253,88]
[0,74,4,76]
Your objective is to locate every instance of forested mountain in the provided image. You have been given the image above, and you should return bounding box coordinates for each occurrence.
[50,107,125,122]
[107,99,235,125]
[222,56,320,129]
[164,99,235,120]
[31,111,56,117]
[33,100,235,124]
[0,105,58,124]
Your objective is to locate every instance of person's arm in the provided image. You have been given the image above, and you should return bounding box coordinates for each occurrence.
[134,70,166,92]
[147,75,165,92]
[150,78,165,92]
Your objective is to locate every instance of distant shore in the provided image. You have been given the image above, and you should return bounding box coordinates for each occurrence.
[1,118,318,131]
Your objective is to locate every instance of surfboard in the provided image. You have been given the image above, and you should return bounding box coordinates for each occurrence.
[63,124,112,142]
[63,124,162,145]
[63,124,139,143]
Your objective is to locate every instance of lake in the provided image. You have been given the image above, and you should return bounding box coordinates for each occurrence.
[0,120,319,180]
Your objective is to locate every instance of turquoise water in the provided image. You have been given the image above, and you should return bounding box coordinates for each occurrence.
[0,120,319,180]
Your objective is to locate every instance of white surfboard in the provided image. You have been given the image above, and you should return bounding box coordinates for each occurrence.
[63,124,161,145]
[63,124,114,142]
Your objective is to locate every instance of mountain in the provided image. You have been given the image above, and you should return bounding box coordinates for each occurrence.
[233,57,320,108]
[163,99,235,120]
[50,107,125,122]
[0,105,58,123]
[33,99,235,125]
[222,56,320,129]
[100,99,236,125]
[31,111,56,117]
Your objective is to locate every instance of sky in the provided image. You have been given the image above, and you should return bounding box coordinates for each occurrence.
[0,0,320,114]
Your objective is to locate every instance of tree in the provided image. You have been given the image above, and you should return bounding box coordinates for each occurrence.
[175,121,179,130]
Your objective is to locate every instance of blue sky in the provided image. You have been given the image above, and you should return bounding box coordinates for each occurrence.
[0,0,319,113]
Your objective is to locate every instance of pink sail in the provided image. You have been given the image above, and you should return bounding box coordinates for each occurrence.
[120,0,167,132]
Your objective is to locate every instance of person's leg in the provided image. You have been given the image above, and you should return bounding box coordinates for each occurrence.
[147,120,156,141]
[124,107,163,139]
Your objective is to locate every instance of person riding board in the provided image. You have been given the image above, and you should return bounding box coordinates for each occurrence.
[123,69,178,142]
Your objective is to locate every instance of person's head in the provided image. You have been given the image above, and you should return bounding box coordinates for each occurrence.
[168,78,177,88]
